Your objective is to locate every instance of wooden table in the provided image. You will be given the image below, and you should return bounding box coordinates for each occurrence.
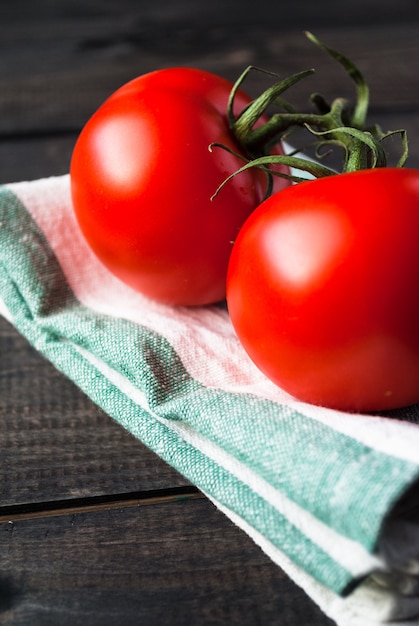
[1,2,418,624]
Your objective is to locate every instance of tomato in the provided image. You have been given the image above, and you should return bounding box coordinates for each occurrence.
[70,67,289,306]
[227,168,419,412]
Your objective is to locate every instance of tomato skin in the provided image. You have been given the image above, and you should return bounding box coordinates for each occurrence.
[70,67,289,306]
[227,168,419,412]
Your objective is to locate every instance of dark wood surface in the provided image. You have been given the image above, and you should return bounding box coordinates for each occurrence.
[0,2,418,624]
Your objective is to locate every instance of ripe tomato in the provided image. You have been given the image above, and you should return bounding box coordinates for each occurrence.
[227,168,419,412]
[70,67,289,306]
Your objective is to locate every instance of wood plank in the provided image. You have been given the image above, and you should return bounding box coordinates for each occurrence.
[0,23,417,135]
[0,0,417,27]
[0,20,417,185]
[0,135,76,185]
[0,317,192,507]
[0,497,334,626]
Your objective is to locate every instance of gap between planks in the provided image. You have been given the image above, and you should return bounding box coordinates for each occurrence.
[0,485,203,523]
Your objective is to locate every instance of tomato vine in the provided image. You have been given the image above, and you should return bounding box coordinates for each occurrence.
[212,32,409,196]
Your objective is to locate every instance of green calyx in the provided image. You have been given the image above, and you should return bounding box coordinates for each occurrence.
[211,32,408,198]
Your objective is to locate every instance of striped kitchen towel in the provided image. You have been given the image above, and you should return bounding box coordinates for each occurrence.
[1,173,419,626]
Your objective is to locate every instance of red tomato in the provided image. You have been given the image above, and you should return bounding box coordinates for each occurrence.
[70,67,289,306]
[227,168,419,412]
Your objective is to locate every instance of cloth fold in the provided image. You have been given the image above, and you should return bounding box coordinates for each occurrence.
[2,174,419,625]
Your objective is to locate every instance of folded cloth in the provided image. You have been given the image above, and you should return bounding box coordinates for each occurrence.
[2,174,419,626]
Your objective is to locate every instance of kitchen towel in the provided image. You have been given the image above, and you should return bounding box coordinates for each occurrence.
[1,173,419,626]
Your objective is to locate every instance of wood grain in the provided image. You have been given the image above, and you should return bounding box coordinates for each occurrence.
[1,24,417,129]
[0,498,334,626]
